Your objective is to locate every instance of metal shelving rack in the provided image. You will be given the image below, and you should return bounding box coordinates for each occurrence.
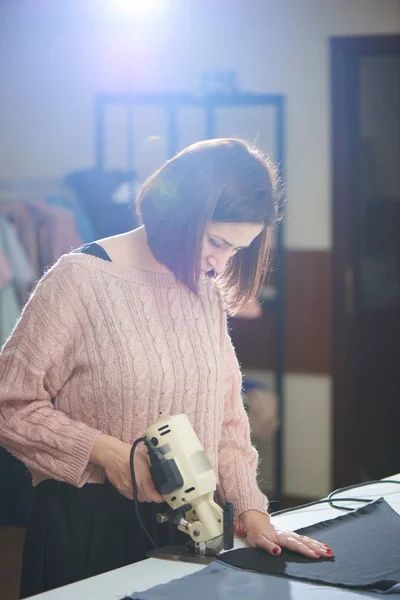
[94,91,286,502]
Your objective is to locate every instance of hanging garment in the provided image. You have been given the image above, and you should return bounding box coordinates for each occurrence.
[1,201,83,277]
[21,201,82,272]
[128,499,400,598]
[0,229,29,525]
[0,246,12,288]
[38,204,82,268]
[0,282,20,347]
[1,202,45,277]
[46,192,95,244]
[0,217,36,304]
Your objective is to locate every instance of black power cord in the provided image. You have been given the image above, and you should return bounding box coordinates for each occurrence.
[327,479,400,511]
[129,437,158,548]
[270,479,400,517]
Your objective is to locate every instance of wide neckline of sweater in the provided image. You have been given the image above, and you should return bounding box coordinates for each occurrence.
[60,251,210,290]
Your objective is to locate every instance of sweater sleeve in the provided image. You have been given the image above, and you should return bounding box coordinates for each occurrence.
[217,328,269,534]
[0,257,102,486]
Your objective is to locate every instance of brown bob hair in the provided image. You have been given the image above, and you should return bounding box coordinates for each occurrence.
[136,138,279,311]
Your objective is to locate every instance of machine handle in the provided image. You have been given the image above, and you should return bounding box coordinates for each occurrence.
[223,502,234,550]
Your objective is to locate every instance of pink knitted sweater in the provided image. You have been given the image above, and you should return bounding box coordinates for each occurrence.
[0,253,268,525]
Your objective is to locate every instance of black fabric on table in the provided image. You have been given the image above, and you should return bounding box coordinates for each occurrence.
[128,561,394,600]
[218,498,400,594]
[127,498,400,600]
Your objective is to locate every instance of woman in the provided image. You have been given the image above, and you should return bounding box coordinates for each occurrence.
[0,139,332,598]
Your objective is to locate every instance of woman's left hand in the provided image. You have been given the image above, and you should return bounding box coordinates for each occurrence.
[240,511,334,559]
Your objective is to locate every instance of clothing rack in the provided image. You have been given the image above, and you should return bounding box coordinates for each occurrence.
[94,91,286,502]
[0,177,87,297]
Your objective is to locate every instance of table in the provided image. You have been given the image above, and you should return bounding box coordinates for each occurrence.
[30,474,400,599]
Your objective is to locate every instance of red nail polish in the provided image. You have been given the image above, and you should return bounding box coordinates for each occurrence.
[326,549,333,555]
[273,547,280,555]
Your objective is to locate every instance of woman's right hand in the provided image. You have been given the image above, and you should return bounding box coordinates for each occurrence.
[91,435,164,503]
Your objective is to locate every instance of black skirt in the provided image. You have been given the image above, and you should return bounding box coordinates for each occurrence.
[20,480,187,598]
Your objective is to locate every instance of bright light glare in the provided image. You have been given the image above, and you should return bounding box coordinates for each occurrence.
[109,0,167,15]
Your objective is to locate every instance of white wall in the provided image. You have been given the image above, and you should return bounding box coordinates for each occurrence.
[1,0,399,497]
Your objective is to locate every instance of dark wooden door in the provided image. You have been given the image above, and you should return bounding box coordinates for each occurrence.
[331,35,400,487]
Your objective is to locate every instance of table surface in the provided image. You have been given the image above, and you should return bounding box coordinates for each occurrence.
[30,474,400,600]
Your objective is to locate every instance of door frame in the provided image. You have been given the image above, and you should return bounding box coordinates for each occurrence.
[331,34,400,488]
